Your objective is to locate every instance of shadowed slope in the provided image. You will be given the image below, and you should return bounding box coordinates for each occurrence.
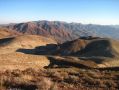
[55,37,119,58]
[78,38,119,58]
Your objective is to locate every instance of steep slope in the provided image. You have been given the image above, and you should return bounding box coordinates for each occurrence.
[5,20,119,43]
[78,38,119,58]
[58,37,119,67]
[6,21,76,43]
[57,37,90,55]
[53,37,119,58]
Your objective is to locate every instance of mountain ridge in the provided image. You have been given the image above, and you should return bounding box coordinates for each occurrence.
[1,20,119,43]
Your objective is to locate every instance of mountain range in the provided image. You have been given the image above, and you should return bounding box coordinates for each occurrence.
[1,20,119,43]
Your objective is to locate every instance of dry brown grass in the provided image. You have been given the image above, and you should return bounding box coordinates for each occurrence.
[0,35,57,54]
[0,52,50,71]
[0,27,21,39]
[0,67,119,90]
[0,33,119,90]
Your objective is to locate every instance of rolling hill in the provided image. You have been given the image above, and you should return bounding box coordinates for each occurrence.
[35,36,119,68]
[0,27,21,39]
[0,35,56,54]
[0,34,56,71]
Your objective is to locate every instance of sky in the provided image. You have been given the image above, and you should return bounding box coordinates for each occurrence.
[0,0,119,25]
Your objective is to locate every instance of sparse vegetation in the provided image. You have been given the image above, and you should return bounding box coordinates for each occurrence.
[0,67,119,90]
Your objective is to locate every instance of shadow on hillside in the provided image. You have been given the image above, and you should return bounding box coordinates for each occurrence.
[0,37,14,46]
[6,84,38,90]
[16,48,35,54]
[78,57,105,64]
[16,45,119,70]
[16,44,59,55]
[76,39,115,58]
[16,43,106,65]
[16,48,93,69]
[45,56,91,69]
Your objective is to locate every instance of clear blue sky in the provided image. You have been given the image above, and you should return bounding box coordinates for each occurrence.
[0,0,119,25]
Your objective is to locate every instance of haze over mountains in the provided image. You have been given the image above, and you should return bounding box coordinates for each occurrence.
[2,20,119,43]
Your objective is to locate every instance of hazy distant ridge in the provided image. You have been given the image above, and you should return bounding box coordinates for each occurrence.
[3,20,119,43]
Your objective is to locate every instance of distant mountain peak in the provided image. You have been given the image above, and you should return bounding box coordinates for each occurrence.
[2,20,119,43]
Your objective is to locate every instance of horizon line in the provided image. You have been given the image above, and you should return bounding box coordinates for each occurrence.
[0,20,119,26]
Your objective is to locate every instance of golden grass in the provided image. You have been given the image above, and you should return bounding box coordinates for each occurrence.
[0,52,50,71]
